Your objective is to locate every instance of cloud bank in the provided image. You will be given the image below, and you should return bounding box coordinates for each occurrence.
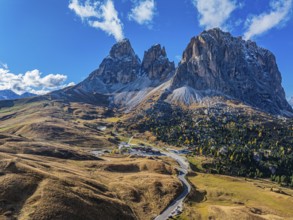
[128,0,156,26]
[193,0,238,29]
[0,66,73,95]
[244,0,292,40]
[69,0,124,41]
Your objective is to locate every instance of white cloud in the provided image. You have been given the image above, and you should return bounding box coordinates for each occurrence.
[244,0,292,40]
[67,82,76,87]
[68,0,99,19]
[89,0,124,41]
[0,67,73,95]
[69,0,124,41]
[128,0,156,26]
[193,0,237,29]
[175,55,182,61]
[0,61,8,70]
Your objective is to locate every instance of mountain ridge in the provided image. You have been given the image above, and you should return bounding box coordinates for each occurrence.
[2,28,292,117]
[0,89,36,101]
[61,28,292,116]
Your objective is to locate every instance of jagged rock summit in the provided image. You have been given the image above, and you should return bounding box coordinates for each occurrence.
[170,28,292,115]
[72,39,175,94]
[51,29,292,116]
[142,44,175,81]
[76,39,141,94]
[56,39,175,109]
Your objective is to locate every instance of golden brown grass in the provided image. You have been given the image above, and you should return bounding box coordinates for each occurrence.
[178,156,293,220]
[0,101,117,149]
[0,147,182,220]
[0,100,184,219]
[2,99,289,220]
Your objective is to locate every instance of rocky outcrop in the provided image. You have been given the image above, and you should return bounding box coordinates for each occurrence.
[73,40,176,96]
[142,44,175,80]
[66,40,175,109]
[98,39,141,85]
[75,39,141,93]
[170,28,292,115]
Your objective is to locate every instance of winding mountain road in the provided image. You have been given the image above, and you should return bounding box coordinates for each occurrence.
[155,150,191,220]
[93,146,191,220]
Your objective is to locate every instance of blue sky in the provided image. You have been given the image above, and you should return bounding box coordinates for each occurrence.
[0,0,292,98]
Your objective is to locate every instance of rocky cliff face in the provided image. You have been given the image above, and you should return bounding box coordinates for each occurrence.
[73,40,175,95]
[141,44,175,81]
[169,28,292,115]
[55,28,292,116]
[75,39,141,94]
[60,39,175,109]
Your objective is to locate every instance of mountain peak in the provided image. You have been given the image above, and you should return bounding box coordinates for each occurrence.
[74,39,141,91]
[142,44,175,80]
[109,38,136,59]
[202,28,232,37]
[0,89,36,100]
[144,44,166,58]
[171,29,292,115]
[63,32,291,116]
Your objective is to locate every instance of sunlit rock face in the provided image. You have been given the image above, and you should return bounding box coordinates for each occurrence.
[170,28,292,115]
[142,44,175,81]
[76,39,141,94]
